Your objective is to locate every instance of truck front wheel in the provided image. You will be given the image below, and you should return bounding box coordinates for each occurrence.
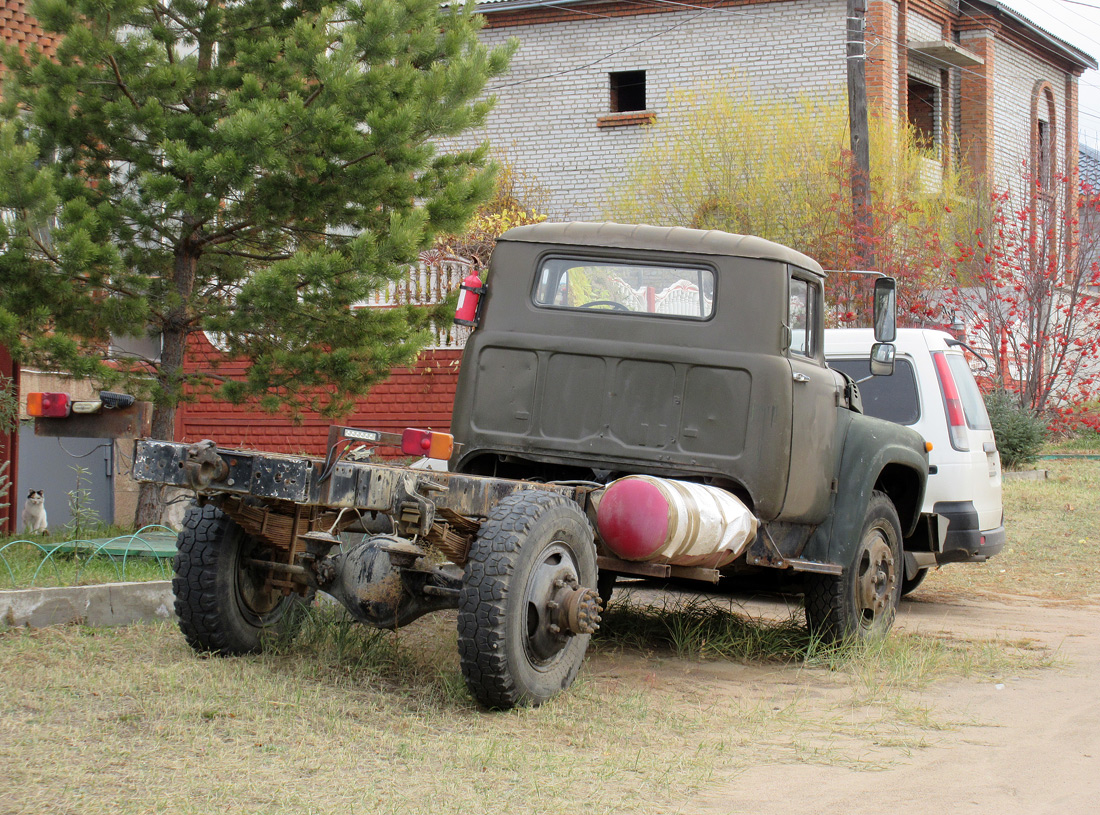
[805,491,902,642]
[458,490,599,709]
[173,503,311,655]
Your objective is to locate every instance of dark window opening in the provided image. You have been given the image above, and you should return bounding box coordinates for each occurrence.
[907,77,938,150]
[1038,119,1051,188]
[610,70,646,113]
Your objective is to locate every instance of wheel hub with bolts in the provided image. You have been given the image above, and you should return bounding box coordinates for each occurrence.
[523,542,602,664]
[857,537,897,619]
[549,575,603,636]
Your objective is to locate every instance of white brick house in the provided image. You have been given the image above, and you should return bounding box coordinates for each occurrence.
[450,0,1095,219]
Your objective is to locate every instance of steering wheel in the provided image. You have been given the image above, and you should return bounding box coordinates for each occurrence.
[578,300,629,311]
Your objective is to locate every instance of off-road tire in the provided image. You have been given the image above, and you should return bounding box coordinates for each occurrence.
[458,490,597,709]
[173,502,311,655]
[805,491,903,643]
[901,566,929,597]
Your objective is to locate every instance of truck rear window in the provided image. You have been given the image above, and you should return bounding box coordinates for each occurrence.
[827,357,920,425]
[533,258,714,319]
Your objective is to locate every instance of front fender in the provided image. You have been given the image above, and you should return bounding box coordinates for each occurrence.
[801,416,927,567]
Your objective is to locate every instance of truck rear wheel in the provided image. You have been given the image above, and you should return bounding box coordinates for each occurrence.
[805,491,902,643]
[458,490,598,709]
[173,503,311,655]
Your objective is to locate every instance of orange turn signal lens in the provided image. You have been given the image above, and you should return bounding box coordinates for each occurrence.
[27,392,71,418]
[925,441,934,452]
[400,428,454,461]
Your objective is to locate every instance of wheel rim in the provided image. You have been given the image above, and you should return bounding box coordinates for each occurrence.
[522,541,582,666]
[855,529,897,628]
[233,539,284,625]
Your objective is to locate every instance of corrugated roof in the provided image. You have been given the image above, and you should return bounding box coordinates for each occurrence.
[1080,144,1100,190]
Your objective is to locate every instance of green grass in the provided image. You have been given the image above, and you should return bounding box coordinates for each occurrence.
[0,457,1091,813]
[0,526,174,589]
[0,601,1055,815]
[918,458,1100,601]
[1044,427,1100,454]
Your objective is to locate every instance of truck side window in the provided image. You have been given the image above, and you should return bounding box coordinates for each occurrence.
[789,277,816,357]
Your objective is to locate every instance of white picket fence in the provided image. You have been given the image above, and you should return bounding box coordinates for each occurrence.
[359,253,474,350]
[610,277,712,317]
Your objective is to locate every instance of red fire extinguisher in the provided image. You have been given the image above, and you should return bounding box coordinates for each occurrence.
[454,271,487,327]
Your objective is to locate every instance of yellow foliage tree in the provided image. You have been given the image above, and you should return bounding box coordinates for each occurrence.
[435,156,548,269]
[607,82,986,325]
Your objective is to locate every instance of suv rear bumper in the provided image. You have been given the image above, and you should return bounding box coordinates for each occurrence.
[934,501,1005,563]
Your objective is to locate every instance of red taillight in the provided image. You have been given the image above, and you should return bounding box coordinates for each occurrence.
[932,352,968,451]
[400,428,454,461]
[27,392,71,418]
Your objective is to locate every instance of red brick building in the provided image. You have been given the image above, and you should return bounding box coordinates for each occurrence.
[176,335,463,456]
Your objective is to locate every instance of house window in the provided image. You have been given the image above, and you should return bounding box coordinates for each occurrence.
[907,77,938,150]
[1031,83,1057,192]
[610,70,646,113]
[1037,119,1052,189]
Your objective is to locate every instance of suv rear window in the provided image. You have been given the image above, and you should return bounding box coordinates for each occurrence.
[827,357,920,425]
[533,257,714,319]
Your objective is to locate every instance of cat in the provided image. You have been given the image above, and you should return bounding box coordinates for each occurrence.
[22,489,48,535]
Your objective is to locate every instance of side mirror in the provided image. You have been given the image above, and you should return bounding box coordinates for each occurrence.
[870,342,896,376]
[873,277,897,343]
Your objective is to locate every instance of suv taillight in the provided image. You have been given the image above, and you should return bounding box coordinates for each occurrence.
[932,351,968,451]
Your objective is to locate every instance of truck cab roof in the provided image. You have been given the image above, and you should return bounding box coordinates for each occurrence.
[498,222,824,274]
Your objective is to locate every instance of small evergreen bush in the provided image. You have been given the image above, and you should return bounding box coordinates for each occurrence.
[985,390,1046,469]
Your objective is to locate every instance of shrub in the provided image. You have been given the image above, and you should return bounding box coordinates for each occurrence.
[985,390,1046,468]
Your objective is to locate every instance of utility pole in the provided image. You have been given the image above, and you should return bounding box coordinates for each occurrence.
[847,0,874,268]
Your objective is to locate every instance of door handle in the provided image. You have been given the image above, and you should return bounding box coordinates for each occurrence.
[793,372,810,383]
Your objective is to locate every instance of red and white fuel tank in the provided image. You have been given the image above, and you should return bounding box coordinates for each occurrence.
[594,475,758,569]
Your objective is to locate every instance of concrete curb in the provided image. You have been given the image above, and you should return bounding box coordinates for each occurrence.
[0,580,175,629]
[1003,469,1049,482]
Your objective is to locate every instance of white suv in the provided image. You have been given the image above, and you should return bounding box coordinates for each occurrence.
[825,328,1005,593]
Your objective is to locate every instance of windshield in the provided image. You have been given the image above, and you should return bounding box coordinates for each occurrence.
[533,257,714,319]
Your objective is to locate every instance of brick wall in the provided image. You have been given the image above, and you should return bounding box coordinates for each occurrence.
[992,37,1072,199]
[450,0,1089,220]
[176,333,463,457]
[959,29,995,181]
[0,0,57,63]
[866,0,898,120]
[444,0,847,220]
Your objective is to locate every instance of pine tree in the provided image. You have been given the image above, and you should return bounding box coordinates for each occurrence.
[0,0,512,523]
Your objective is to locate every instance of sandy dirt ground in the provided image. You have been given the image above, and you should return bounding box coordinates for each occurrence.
[677,592,1100,815]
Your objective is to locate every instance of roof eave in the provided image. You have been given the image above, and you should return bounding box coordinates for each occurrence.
[963,0,1097,71]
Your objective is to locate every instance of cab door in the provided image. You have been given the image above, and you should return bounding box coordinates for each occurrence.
[783,273,840,523]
